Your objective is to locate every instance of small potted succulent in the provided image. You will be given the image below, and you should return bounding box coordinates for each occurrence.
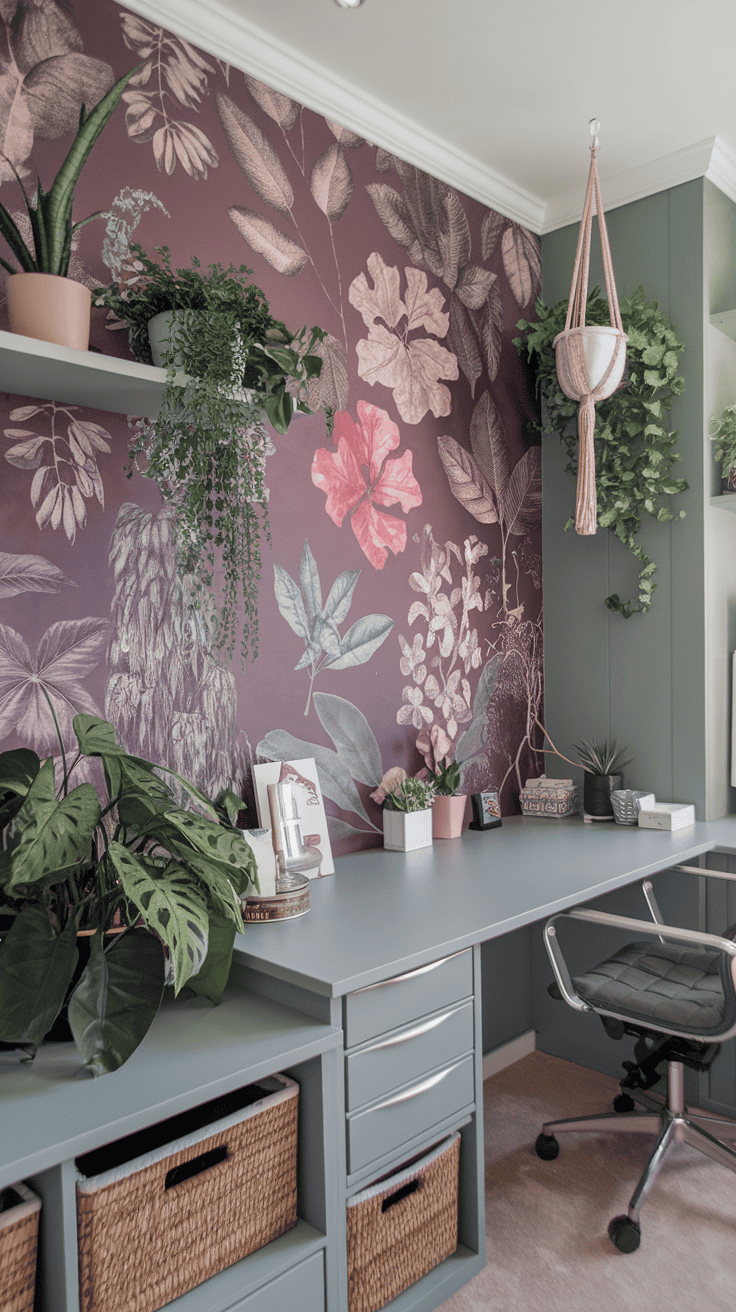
[372,769,437,852]
[426,757,466,840]
[0,710,258,1076]
[94,245,325,668]
[711,403,736,493]
[574,738,632,820]
[0,66,136,350]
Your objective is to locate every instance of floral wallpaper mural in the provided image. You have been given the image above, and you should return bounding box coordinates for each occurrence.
[0,0,544,854]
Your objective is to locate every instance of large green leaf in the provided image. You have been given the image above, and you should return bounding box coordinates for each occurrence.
[160,809,257,882]
[107,843,208,993]
[8,760,100,890]
[74,715,217,819]
[164,841,252,915]
[0,748,40,828]
[184,910,236,1005]
[0,907,78,1049]
[67,929,165,1077]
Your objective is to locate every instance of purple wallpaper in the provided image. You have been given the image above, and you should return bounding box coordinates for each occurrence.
[0,0,544,853]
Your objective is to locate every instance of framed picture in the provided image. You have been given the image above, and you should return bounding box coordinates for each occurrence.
[252,757,334,876]
[469,791,502,831]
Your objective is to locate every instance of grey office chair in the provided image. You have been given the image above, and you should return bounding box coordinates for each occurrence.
[535,865,736,1252]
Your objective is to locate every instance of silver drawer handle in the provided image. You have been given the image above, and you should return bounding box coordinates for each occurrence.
[360,1003,468,1053]
[353,950,466,996]
[368,1058,467,1112]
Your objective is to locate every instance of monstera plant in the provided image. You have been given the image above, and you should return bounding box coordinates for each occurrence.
[0,712,257,1076]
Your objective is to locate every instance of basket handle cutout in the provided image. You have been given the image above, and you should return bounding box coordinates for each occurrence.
[381,1178,422,1212]
[165,1144,228,1190]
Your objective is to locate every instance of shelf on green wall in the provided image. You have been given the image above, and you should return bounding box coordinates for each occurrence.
[710,308,736,341]
[710,492,736,511]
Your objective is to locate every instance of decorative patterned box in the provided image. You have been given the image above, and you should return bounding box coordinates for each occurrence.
[520,776,578,818]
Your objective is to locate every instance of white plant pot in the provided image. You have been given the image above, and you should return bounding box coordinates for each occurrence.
[382,808,433,852]
[148,310,247,375]
[553,325,627,399]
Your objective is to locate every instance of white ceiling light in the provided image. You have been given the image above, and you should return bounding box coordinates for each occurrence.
[333,0,366,9]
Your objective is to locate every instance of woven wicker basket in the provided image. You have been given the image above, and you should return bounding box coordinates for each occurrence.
[0,1181,41,1312]
[76,1073,298,1312]
[347,1132,460,1312]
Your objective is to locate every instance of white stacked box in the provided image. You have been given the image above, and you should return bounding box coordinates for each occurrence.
[637,802,695,831]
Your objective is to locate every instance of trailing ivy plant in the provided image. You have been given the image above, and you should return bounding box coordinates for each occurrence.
[95,247,325,665]
[515,286,687,616]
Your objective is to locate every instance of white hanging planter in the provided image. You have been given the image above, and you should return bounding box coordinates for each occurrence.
[383,808,433,852]
[553,325,627,399]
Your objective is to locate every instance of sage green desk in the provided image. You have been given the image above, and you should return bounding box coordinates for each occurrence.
[2,816,734,1312]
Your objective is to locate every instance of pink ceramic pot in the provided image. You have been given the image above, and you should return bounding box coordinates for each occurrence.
[432,795,467,840]
[6,272,91,351]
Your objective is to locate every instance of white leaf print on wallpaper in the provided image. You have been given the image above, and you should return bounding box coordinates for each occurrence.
[4,405,111,544]
[0,617,108,753]
[0,552,76,599]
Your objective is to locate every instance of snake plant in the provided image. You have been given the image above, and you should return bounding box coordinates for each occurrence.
[0,66,136,279]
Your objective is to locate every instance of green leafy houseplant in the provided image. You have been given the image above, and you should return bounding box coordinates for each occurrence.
[0,67,137,277]
[573,738,632,777]
[515,286,687,617]
[94,246,325,666]
[0,712,258,1077]
[711,403,736,491]
[426,757,463,797]
[384,777,437,813]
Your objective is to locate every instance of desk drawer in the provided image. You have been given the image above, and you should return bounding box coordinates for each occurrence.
[346,1054,474,1175]
[344,950,472,1049]
[345,999,474,1112]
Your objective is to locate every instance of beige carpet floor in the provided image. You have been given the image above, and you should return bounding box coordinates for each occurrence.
[440,1051,736,1312]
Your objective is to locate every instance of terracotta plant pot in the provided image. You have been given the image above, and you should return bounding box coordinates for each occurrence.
[432,795,467,840]
[583,772,623,820]
[6,272,91,350]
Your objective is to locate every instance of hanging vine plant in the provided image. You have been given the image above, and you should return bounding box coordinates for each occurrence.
[95,247,324,666]
[515,285,687,616]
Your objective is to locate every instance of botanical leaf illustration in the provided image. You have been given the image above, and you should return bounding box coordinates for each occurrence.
[108,843,208,993]
[502,224,541,307]
[5,404,111,544]
[256,728,375,828]
[504,447,542,536]
[365,184,424,263]
[480,210,505,261]
[481,280,504,381]
[216,91,293,215]
[244,74,300,130]
[8,759,100,890]
[469,390,511,511]
[228,206,307,275]
[437,436,498,524]
[0,552,75,598]
[455,264,496,311]
[304,334,349,411]
[0,617,108,753]
[448,298,482,398]
[437,188,471,290]
[312,402,422,568]
[350,252,405,330]
[403,267,450,335]
[310,142,353,221]
[325,119,365,148]
[274,539,393,712]
[313,692,382,787]
[326,614,394,670]
[454,652,503,768]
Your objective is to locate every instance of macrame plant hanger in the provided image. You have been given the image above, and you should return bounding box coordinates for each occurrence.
[553,119,627,535]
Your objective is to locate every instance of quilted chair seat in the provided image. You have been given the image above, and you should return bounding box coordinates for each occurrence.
[572,940,735,1036]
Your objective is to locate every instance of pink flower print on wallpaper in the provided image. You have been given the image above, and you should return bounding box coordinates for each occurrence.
[311,400,422,569]
[4,405,111,544]
[348,254,459,424]
[120,11,219,178]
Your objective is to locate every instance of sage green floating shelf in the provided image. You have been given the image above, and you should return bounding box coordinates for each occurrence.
[0,328,171,417]
[711,493,736,511]
[710,308,736,342]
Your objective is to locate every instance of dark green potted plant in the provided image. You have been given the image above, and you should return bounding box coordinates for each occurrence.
[574,738,632,820]
[94,245,325,666]
[711,403,736,492]
[426,757,466,839]
[0,66,137,350]
[0,711,258,1077]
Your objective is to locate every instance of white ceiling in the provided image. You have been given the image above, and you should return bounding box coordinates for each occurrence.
[125,0,736,233]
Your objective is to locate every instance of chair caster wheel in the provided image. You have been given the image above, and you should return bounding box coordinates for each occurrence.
[613,1093,636,1113]
[535,1132,559,1160]
[608,1214,641,1253]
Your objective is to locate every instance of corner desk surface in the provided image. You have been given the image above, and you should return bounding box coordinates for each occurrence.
[234,814,736,997]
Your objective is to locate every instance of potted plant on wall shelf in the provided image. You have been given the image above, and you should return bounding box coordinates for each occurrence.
[711,403,736,493]
[0,711,258,1077]
[372,770,436,853]
[426,757,466,839]
[94,245,325,666]
[0,66,136,351]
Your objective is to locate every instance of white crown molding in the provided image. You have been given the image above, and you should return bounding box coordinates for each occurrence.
[543,136,736,234]
[117,0,547,231]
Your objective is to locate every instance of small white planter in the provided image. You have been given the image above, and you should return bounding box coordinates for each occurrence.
[383,808,433,852]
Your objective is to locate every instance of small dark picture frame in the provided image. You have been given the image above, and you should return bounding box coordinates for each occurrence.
[469,791,502,831]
